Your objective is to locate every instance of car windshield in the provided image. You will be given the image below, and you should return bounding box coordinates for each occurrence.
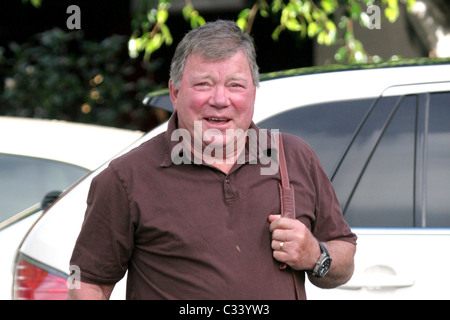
[0,153,89,224]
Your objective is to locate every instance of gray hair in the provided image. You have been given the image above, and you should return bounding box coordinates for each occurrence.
[169,20,259,89]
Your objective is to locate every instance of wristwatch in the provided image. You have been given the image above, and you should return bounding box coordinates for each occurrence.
[310,242,332,278]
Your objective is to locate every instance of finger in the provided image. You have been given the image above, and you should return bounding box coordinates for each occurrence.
[271,240,286,251]
[269,215,289,232]
[271,229,289,242]
[268,214,281,223]
[269,218,296,233]
[272,248,289,264]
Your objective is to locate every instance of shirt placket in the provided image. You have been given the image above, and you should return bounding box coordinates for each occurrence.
[223,175,238,203]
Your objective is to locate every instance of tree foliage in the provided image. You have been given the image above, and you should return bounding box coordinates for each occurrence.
[4,0,419,129]
[130,0,416,64]
[0,28,163,130]
[21,0,417,64]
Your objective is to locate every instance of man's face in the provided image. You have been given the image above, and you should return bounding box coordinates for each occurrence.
[169,50,256,153]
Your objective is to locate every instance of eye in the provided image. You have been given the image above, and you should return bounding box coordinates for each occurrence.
[194,82,211,89]
[229,82,246,90]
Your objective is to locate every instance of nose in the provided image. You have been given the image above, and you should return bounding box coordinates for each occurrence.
[209,85,229,108]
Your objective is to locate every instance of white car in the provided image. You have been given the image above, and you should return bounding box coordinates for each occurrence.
[0,117,143,300]
[13,59,450,300]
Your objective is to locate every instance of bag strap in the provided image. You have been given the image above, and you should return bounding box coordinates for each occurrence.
[277,133,295,220]
[276,132,300,300]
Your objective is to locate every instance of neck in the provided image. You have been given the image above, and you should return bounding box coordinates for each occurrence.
[185,137,247,174]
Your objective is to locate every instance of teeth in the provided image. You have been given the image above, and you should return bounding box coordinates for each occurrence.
[208,118,228,121]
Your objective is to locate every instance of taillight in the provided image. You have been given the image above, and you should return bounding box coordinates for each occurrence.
[13,255,68,300]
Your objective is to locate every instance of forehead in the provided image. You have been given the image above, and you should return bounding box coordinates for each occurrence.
[185,51,250,71]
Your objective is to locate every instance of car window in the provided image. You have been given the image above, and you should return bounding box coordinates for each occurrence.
[257,98,374,176]
[344,95,417,227]
[0,154,89,223]
[426,92,450,227]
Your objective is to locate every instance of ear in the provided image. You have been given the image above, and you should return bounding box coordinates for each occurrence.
[169,79,179,111]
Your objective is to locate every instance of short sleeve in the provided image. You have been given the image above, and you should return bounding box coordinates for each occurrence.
[308,147,357,245]
[70,164,137,285]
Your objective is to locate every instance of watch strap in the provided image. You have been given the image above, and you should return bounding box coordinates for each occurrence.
[311,242,331,278]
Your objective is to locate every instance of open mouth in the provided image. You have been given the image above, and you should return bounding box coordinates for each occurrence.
[205,117,230,123]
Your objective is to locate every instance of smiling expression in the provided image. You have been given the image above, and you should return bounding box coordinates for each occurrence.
[169,50,257,154]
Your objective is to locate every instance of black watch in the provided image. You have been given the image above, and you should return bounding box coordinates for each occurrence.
[310,242,332,278]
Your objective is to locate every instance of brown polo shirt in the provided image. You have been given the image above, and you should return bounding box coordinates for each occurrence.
[70,112,356,300]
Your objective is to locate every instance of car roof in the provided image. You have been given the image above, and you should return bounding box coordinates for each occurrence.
[258,57,450,81]
[0,117,144,170]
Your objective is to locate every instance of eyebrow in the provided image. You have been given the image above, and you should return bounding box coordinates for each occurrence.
[190,72,250,83]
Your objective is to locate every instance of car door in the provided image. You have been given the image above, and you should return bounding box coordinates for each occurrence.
[321,85,450,299]
[259,83,450,299]
[334,87,450,299]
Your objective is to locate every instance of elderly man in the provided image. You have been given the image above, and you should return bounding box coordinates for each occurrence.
[68,20,356,300]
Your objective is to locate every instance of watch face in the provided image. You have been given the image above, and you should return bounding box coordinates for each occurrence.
[319,257,331,277]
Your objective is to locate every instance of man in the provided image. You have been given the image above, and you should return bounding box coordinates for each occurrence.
[68,20,356,300]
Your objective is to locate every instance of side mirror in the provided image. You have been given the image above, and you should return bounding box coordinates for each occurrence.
[40,190,62,211]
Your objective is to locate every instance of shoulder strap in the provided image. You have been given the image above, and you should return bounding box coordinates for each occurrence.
[277,133,296,220]
[276,133,300,300]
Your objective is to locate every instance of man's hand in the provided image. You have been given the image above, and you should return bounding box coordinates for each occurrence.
[268,214,356,288]
[268,214,320,271]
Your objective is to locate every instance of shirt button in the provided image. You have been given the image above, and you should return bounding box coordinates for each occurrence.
[225,178,230,183]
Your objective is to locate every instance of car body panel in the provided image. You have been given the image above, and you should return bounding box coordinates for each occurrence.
[0,117,144,300]
[0,116,144,170]
[306,227,450,299]
[252,64,450,124]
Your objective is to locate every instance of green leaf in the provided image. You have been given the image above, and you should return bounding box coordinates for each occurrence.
[260,9,269,18]
[405,0,416,11]
[385,7,399,23]
[349,2,361,20]
[271,26,283,41]
[317,31,327,45]
[152,33,163,51]
[272,0,283,13]
[31,0,42,7]
[286,18,302,32]
[160,24,173,45]
[321,0,337,14]
[182,4,194,21]
[325,20,336,33]
[307,22,320,38]
[334,46,348,62]
[156,9,168,24]
[286,1,301,15]
[147,9,157,24]
[238,8,251,19]
[197,16,206,27]
[237,18,247,31]
[280,7,289,25]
